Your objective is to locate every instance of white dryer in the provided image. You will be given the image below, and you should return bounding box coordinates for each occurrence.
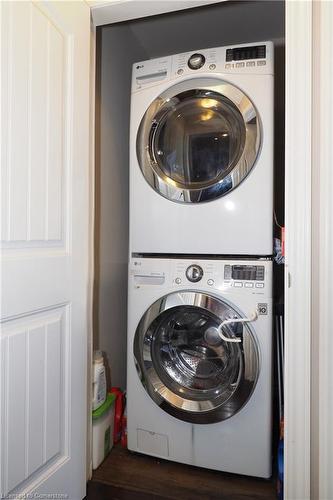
[127,257,273,478]
[130,42,274,255]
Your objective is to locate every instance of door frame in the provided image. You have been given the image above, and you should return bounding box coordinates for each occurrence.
[284,2,311,499]
[89,1,314,498]
[311,2,333,499]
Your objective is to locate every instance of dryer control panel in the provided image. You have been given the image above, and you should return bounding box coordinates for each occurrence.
[132,41,274,93]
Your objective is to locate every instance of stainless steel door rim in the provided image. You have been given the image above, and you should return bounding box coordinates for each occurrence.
[134,291,260,424]
[136,78,261,203]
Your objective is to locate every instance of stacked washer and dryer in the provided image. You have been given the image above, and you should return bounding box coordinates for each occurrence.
[127,42,274,478]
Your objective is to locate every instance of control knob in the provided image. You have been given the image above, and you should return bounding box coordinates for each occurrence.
[188,53,206,70]
[186,265,203,283]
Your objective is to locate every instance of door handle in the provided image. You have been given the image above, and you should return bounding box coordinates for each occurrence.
[217,311,258,343]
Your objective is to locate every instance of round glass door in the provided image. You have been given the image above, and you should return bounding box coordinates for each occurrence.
[134,292,259,424]
[136,78,261,203]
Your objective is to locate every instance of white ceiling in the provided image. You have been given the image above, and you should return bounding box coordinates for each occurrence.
[89,0,224,26]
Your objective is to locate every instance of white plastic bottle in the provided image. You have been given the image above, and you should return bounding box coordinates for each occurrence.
[92,350,107,411]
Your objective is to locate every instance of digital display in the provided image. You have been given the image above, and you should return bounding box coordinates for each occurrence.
[224,265,265,281]
[226,45,266,62]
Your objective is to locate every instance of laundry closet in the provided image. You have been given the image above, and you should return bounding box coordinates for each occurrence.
[93,0,285,496]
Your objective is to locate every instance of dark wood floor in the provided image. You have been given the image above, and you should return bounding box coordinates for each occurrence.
[87,445,277,500]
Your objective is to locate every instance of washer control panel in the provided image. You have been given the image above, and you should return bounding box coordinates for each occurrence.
[130,258,271,297]
[224,264,265,281]
[171,259,270,293]
[223,264,265,289]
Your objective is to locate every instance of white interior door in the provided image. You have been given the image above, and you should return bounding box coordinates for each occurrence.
[1,1,90,498]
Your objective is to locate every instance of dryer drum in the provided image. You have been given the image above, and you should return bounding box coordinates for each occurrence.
[134,291,260,424]
[136,79,261,203]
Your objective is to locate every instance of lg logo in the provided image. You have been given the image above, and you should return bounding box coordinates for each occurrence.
[136,64,144,69]
[258,303,268,315]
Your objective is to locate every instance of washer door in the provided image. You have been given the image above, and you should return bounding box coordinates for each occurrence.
[136,78,261,203]
[134,291,259,424]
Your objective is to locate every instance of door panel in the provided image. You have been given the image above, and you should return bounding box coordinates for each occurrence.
[2,307,66,493]
[1,1,90,498]
[1,1,66,247]
[136,79,260,203]
[134,292,259,424]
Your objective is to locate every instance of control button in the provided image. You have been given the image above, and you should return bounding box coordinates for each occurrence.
[256,283,264,288]
[175,278,182,284]
[177,68,184,75]
[257,60,267,66]
[225,63,231,69]
[224,265,232,280]
[234,282,243,288]
[186,265,203,283]
[235,62,245,68]
[256,266,265,280]
[245,282,254,288]
[207,279,214,286]
[188,53,206,70]
[246,61,256,67]
[209,63,216,70]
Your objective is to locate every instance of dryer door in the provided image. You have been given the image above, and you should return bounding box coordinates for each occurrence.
[136,78,261,203]
[134,291,259,424]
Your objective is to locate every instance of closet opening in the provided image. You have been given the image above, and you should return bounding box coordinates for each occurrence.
[91,1,285,498]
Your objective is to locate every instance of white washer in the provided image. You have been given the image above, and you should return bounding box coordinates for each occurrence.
[127,257,273,478]
[130,42,274,255]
